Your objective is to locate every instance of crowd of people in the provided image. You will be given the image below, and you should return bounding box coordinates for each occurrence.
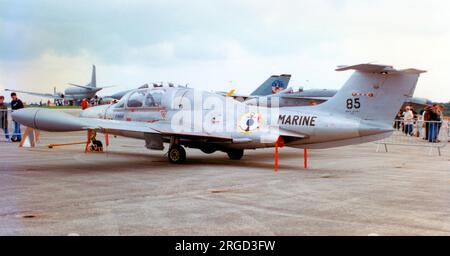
[50,95,104,107]
[81,95,104,110]
[395,104,446,143]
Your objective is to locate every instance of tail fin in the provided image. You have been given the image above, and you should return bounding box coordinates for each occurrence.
[250,74,291,96]
[87,65,96,88]
[317,64,425,125]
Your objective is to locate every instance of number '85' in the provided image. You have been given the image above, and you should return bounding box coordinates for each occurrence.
[346,98,360,109]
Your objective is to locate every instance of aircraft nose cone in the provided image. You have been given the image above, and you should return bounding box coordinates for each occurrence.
[11,108,39,128]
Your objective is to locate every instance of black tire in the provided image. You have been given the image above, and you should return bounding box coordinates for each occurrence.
[90,140,103,152]
[168,145,186,164]
[227,149,244,160]
[200,147,216,154]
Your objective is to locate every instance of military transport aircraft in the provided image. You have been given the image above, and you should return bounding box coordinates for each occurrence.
[12,64,425,164]
[5,65,111,104]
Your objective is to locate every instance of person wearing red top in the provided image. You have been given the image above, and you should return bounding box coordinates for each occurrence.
[81,98,89,110]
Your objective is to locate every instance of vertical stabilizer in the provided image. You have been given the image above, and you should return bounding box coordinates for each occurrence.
[89,65,97,88]
[250,74,291,96]
[316,64,425,125]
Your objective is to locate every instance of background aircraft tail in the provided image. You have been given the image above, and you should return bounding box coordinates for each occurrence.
[68,65,100,90]
[250,74,291,96]
[316,64,425,125]
[88,65,96,88]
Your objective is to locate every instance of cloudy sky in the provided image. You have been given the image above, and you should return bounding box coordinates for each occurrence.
[1,0,449,103]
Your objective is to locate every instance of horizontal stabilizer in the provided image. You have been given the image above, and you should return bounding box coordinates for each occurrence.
[336,64,426,74]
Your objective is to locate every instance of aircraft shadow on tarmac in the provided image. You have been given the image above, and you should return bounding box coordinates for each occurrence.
[113,149,312,170]
[23,148,313,173]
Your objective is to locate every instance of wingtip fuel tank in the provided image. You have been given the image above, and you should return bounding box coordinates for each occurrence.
[12,108,89,132]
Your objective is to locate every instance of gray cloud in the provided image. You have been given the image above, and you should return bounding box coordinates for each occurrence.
[0,0,327,64]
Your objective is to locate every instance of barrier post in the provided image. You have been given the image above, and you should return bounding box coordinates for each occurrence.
[105,128,109,147]
[304,148,308,169]
[274,141,278,173]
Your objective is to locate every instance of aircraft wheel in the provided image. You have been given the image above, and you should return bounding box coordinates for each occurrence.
[200,147,216,154]
[168,145,186,164]
[227,149,244,160]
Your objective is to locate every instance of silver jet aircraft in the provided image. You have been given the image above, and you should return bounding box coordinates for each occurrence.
[12,64,425,164]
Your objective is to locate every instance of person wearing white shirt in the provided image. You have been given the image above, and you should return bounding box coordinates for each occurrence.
[403,106,414,136]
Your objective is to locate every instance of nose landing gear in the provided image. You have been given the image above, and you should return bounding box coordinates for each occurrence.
[85,130,103,153]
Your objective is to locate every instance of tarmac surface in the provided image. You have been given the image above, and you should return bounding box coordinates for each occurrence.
[0,132,449,235]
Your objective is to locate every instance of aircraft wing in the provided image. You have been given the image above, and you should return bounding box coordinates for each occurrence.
[88,119,305,143]
[12,108,232,142]
[83,118,307,142]
[4,89,61,99]
[85,118,232,141]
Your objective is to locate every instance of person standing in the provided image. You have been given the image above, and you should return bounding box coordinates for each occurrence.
[10,92,24,142]
[93,95,99,106]
[428,105,440,143]
[422,105,432,140]
[403,106,414,136]
[394,111,402,130]
[0,96,10,140]
[436,105,444,141]
[81,98,89,110]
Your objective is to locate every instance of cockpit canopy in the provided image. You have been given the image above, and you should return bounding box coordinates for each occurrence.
[114,88,168,109]
[112,86,225,111]
[126,89,165,108]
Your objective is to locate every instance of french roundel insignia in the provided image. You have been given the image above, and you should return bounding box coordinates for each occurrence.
[238,112,262,133]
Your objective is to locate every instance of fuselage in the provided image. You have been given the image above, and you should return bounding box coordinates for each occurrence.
[80,86,392,150]
[64,87,101,101]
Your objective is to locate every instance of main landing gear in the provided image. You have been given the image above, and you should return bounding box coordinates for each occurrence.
[168,137,186,164]
[168,145,186,164]
[167,137,245,163]
[226,149,244,160]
